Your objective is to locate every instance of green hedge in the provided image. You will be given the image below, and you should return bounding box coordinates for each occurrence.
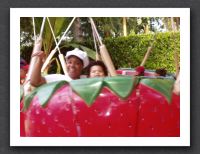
[104,32,180,73]
[20,32,180,74]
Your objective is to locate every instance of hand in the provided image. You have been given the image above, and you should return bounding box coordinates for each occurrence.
[31,51,45,59]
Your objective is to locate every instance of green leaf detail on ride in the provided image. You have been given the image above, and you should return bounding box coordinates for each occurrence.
[23,81,67,111]
[23,90,37,111]
[140,78,175,103]
[36,81,67,107]
[104,76,139,99]
[70,78,104,106]
[22,76,175,109]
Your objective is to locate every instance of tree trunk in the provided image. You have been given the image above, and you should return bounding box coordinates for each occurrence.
[123,17,127,36]
[162,18,170,31]
[175,17,180,31]
[144,24,149,34]
[73,17,83,43]
[171,17,177,32]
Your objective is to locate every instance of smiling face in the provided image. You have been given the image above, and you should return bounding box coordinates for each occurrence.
[89,65,105,78]
[66,56,83,79]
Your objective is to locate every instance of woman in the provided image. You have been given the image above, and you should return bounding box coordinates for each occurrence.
[29,48,89,87]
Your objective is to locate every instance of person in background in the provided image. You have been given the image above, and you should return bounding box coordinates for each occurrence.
[88,60,108,78]
[134,66,145,76]
[155,68,167,77]
[20,58,29,84]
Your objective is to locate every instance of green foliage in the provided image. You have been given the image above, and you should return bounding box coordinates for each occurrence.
[23,81,68,111]
[104,32,180,73]
[20,45,33,63]
[42,17,71,54]
[21,31,180,74]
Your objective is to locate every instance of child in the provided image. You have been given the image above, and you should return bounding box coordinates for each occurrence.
[88,60,108,78]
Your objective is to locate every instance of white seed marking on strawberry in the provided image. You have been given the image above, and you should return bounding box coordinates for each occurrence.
[35,109,40,115]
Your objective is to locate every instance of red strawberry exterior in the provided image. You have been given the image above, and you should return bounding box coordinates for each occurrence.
[71,88,139,136]
[23,86,139,136]
[136,83,180,136]
[24,85,77,136]
[20,101,25,137]
[21,77,180,137]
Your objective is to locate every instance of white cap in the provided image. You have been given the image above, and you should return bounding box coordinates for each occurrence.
[65,48,89,68]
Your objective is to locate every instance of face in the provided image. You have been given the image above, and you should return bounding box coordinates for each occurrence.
[89,65,105,78]
[66,56,83,79]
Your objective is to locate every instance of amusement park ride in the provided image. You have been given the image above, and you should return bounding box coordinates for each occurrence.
[20,17,180,137]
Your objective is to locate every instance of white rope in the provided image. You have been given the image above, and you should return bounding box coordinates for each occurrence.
[89,17,103,45]
[89,18,100,46]
[25,17,46,82]
[90,19,100,60]
[54,17,76,50]
[39,17,46,38]
[41,17,76,73]
[47,17,68,75]
[47,17,61,54]
[89,17,116,76]
[32,17,36,42]
[91,21,100,47]
[93,30,99,60]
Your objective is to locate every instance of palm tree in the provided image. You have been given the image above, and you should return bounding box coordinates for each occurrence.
[122,17,127,36]
[20,17,97,74]
[162,17,180,32]
[72,17,84,43]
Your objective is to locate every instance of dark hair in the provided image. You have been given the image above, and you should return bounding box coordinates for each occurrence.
[87,60,108,76]
[20,57,27,68]
[155,68,167,77]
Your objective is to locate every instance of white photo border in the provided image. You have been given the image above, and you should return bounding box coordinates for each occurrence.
[10,8,190,146]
